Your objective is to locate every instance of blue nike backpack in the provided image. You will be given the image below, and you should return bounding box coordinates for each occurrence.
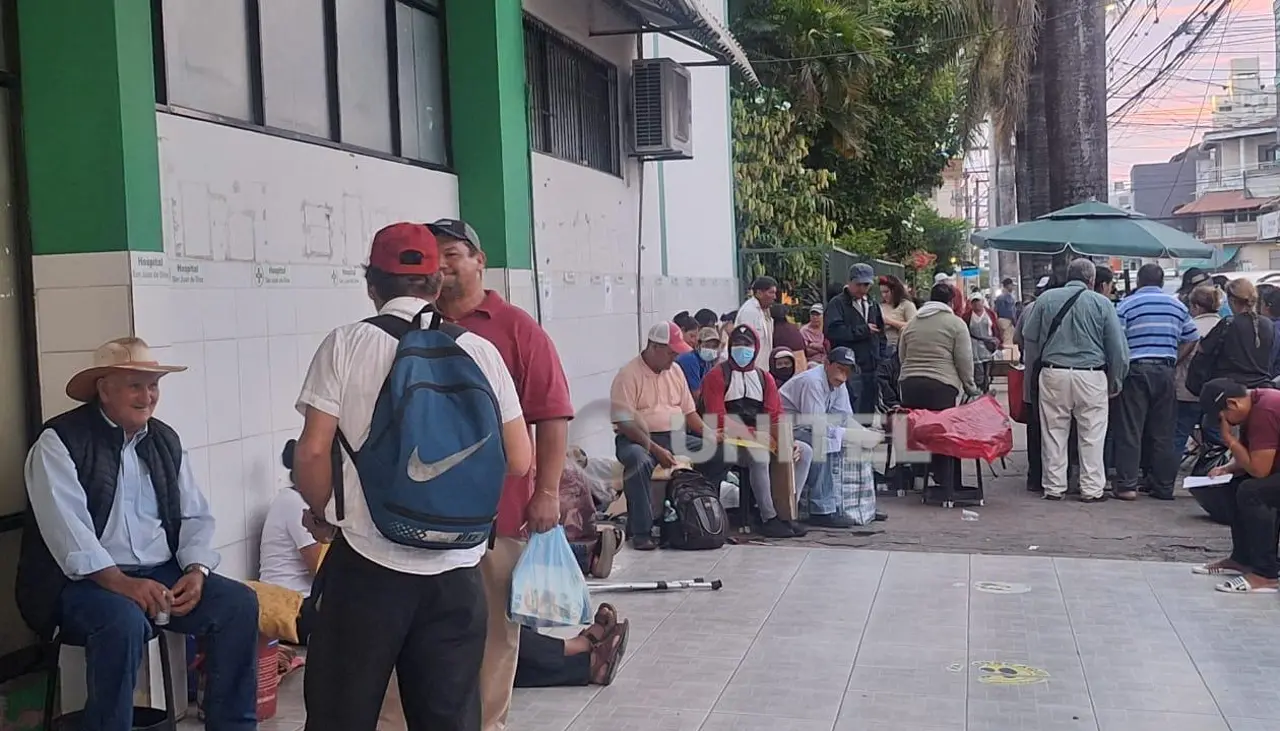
[335,307,507,549]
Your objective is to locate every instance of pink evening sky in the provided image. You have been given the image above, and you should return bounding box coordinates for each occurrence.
[1108,0,1276,181]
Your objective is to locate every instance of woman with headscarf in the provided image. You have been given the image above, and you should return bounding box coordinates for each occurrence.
[769,346,799,387]
[1188,278,1276,445]
[699,324,811,538]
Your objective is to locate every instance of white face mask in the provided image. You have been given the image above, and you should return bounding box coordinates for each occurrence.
[698,347,719,363]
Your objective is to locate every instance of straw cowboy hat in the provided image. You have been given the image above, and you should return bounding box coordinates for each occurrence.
[65,338,187,402]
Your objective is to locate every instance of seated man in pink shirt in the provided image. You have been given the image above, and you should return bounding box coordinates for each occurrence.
[611,322,726,550]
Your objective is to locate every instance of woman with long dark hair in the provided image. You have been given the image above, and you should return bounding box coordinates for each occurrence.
[878,275,917,352]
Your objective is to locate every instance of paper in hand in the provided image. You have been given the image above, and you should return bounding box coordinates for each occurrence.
[1183,474,1233,489]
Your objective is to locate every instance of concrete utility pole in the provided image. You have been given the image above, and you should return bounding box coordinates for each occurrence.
[1042,0,1109,278]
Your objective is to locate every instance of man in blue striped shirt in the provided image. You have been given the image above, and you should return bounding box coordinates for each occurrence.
[1113,264,1201,500]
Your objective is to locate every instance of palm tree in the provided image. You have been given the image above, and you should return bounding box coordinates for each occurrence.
[730,0,891,153]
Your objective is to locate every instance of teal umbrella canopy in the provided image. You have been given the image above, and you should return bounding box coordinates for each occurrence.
[971,201,1216,259]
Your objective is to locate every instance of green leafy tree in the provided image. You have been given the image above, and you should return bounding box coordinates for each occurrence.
[812,0,968,245]
[733,90,837,293]
[730,0,890,152]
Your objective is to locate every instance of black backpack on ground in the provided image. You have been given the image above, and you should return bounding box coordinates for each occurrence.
[661,469,728,550]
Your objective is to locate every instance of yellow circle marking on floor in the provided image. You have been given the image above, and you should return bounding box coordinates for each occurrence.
[971,661,1051,685]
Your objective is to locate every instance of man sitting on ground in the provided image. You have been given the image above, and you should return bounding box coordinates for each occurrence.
[1193,379,1280,594]
[611,322,726,550]
[699,325,811,538]
[515,605,629,689]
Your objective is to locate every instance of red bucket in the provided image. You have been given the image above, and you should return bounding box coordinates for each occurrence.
[256,637,280,721]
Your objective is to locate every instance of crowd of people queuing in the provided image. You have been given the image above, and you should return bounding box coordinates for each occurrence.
[22,212,1280,731]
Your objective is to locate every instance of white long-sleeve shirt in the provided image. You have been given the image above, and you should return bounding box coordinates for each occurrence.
[735,297,773,370]
[25,425,220,579]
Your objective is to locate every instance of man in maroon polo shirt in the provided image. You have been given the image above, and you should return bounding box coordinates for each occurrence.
[430,218,574,731]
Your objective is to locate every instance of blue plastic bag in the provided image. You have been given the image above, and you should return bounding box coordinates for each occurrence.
[509,526,593,628]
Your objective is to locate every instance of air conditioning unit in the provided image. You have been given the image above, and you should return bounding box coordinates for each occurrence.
[630,58,693,160]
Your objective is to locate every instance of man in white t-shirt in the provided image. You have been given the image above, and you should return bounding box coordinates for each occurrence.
[292,222,532,731]
[258,441,322,597]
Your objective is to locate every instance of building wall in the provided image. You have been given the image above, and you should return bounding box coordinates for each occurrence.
[142,113,460,577]
[1237,242,1280,270]
[523,0,740,455]
[1131,155,1200,231]
[23,0,742,584]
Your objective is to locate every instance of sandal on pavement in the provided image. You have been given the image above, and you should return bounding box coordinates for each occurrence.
[589,619,630,686]
[1215,575,1278,594]
[591,525,622,579]
[1192,564,1243,576]
[579,603,618,644]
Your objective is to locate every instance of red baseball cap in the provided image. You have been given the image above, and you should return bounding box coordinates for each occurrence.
[369,222,439,275]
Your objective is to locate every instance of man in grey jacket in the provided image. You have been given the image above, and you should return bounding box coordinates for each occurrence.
[1020,259,1130,502]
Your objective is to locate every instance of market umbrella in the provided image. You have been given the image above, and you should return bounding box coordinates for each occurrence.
[970,201,1216,259]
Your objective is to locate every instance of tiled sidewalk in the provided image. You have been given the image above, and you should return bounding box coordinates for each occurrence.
[224,546,1280,730]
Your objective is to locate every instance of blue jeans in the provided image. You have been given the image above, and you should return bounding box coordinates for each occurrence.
[59,561,260,731]
[615,431,725,539]
[1176,401,1223,451]
[794,427,838,515]
[1174,402,1201,458]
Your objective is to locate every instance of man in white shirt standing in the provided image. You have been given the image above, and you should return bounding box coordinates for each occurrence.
[291,222,533,731]
[735,276,779,370]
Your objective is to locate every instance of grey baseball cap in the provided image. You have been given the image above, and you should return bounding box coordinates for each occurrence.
[427,218,481,250]
[848,263,875,285]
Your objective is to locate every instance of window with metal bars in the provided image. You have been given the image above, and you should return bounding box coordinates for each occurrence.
[524,16,621,176]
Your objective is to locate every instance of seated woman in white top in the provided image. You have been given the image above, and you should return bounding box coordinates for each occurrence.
[259,441,323,597]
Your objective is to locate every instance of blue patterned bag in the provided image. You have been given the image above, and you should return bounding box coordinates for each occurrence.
[509,526,593,628]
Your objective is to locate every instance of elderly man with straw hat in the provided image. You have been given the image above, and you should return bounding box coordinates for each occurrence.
[16,337,260,731]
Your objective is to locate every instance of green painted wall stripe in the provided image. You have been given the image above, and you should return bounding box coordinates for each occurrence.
[20,0,163,256]
[446,0,532,271]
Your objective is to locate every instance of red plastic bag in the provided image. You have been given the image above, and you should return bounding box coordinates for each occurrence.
[1007,366,1027,424]
[906,394,1014,462]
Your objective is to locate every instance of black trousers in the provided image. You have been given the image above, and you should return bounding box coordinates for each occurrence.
[303,536,487,731]
[1228,474,1280,580]
[900,377,960,489]
[1113,360,1178,497]
[513,626,590,688]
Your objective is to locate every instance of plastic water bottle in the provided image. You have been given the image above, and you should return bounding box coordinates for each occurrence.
[663,500,678,523]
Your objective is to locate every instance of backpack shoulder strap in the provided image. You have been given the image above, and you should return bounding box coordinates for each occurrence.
[364,313,413,340]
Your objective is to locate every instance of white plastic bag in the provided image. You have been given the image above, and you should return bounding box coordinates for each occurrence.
[509,526,593,628]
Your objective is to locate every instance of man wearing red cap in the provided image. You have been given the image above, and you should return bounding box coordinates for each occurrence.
[292,222,533,731]
[428,217,576,731]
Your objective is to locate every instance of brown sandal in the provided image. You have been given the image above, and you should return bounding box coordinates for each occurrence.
[589,619,630,686]
[578,603,618,646]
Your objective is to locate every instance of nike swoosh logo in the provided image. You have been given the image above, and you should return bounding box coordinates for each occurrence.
[406,435,491,482]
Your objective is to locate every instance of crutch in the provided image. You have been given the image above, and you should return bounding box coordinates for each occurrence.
[587,578,723,592]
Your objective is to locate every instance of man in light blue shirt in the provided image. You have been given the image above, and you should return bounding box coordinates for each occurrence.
[1113,264,1200,500]
[779,347,881,527]
[16,338,259,731]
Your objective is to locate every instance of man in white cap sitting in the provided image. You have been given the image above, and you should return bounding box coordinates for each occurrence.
[611,322,726,550]
[16,338,260,731]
